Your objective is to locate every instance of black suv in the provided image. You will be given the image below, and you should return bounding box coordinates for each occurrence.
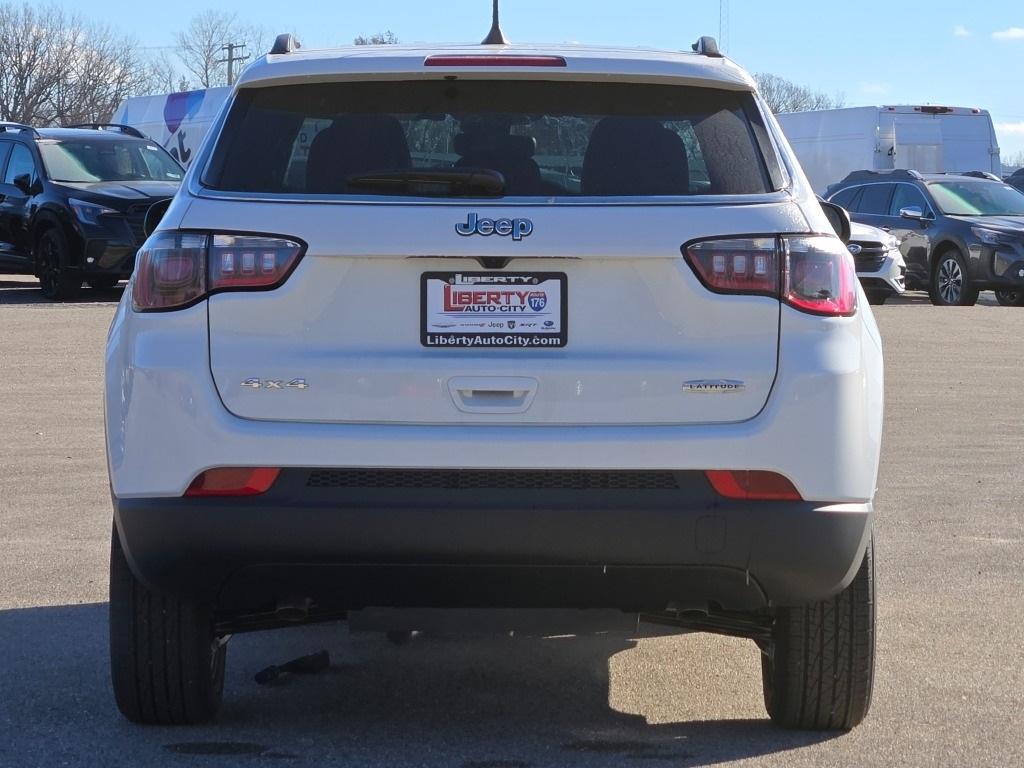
[826,169,1024,306]
[0,123,183,300]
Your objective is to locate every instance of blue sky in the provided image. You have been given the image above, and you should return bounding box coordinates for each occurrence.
[87,0,1024,158]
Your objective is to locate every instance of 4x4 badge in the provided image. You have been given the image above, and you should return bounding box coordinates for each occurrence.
[456,213,533,241]
[241,378,309,390]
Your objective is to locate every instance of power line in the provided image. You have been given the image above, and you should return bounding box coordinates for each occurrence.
[218,42,250,86]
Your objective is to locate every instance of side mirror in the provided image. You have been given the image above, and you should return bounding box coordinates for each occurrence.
[819,200,852,244]
[143,198,173,239]
[899,206,924,220]
[13,173,32,195]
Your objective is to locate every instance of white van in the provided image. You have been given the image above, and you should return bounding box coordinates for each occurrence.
[112,87,231,168]
[777,105,1000,194]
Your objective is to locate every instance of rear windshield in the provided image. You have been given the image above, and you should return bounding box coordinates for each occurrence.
[206,80,779,198]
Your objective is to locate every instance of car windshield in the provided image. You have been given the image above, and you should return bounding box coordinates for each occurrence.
[39,138,184,183]
[206,80,780,197]
[927,180,1024,216]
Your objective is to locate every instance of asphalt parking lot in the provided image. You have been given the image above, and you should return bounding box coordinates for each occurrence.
[1,274,1021,768]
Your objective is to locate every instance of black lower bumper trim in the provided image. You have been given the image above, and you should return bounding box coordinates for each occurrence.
[114,469,871,615]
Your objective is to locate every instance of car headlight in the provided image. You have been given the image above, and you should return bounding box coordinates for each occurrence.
[971,227,1009,247]
[69,198,119,226]
[885,234,899,250]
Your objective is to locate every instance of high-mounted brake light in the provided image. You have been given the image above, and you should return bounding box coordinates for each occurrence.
[684,235,857,317]
[132,232,304,311]
[185,467,280,497]
[424,55,567,67]
[705,470,802,501]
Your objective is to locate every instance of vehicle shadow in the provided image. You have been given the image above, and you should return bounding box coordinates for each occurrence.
[0,603,841,768]
[0,278,124,306]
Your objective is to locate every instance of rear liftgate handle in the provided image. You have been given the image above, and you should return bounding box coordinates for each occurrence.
[447,376,538,414]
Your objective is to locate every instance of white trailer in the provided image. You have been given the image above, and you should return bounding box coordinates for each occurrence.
[112,87,231,168]
[776,105,1001,194]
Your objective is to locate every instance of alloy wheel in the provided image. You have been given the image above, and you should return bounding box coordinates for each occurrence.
[938,257,963,304]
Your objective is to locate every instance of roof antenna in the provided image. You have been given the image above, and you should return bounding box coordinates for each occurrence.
[481,0,509,45]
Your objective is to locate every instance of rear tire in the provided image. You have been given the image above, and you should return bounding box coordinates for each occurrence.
[761,536,875,730]
[929,249,978,306]
[995,289,1024,307]
[109,525,226,724]
[36,228,82,301]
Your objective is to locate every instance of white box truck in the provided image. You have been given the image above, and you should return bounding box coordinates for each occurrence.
[776,105,1000,194]
[112,87,231,168]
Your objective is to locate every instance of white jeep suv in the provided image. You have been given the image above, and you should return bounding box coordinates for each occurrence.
[105,34,882,730]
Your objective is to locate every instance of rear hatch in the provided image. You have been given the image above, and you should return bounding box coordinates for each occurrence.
[195,75,800,426]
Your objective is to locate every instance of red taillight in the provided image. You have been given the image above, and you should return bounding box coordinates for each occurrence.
[783,237,858,316]
[209,235,304,290]
[685,237,779,296]
[705,470,802,501]
[424,55,567,67]
[185,467,280,497]
[684,235,857,317]
[131,233,208,311]
[132,232,304,311]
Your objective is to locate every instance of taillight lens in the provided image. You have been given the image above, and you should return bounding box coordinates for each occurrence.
[132,232,304,311]
[783,237,858,316]
[705,470,802,501]
[686,237,779,296]
[185,467,280,497]
[131,233,208,311]
[684,235,857,317]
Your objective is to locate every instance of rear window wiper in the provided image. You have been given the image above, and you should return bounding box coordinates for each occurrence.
[345,168,505,197]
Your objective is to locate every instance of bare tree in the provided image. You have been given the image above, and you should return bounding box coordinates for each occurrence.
[754,73,845,114]
[175,11,267,88]
[50,24,152,124]
[0,3,152,125]
[353,30,398,45]
[0,4,67,123]
[143,51,191,95]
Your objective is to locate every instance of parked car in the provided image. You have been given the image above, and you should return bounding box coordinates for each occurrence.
[0,123,183,300]
[849,221,906,304]
[827,169,1024,305]
[106,31,882,730]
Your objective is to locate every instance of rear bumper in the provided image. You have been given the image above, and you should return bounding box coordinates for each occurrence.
[113,469,872,614]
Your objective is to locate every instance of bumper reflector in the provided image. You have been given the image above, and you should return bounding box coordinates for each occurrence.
[185,467,280,497]
[705,470,802,501]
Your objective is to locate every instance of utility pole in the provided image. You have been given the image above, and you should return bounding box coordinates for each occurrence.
[219,42,250,86]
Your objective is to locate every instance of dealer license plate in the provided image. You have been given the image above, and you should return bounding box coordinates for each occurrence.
[421,271,567,348]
